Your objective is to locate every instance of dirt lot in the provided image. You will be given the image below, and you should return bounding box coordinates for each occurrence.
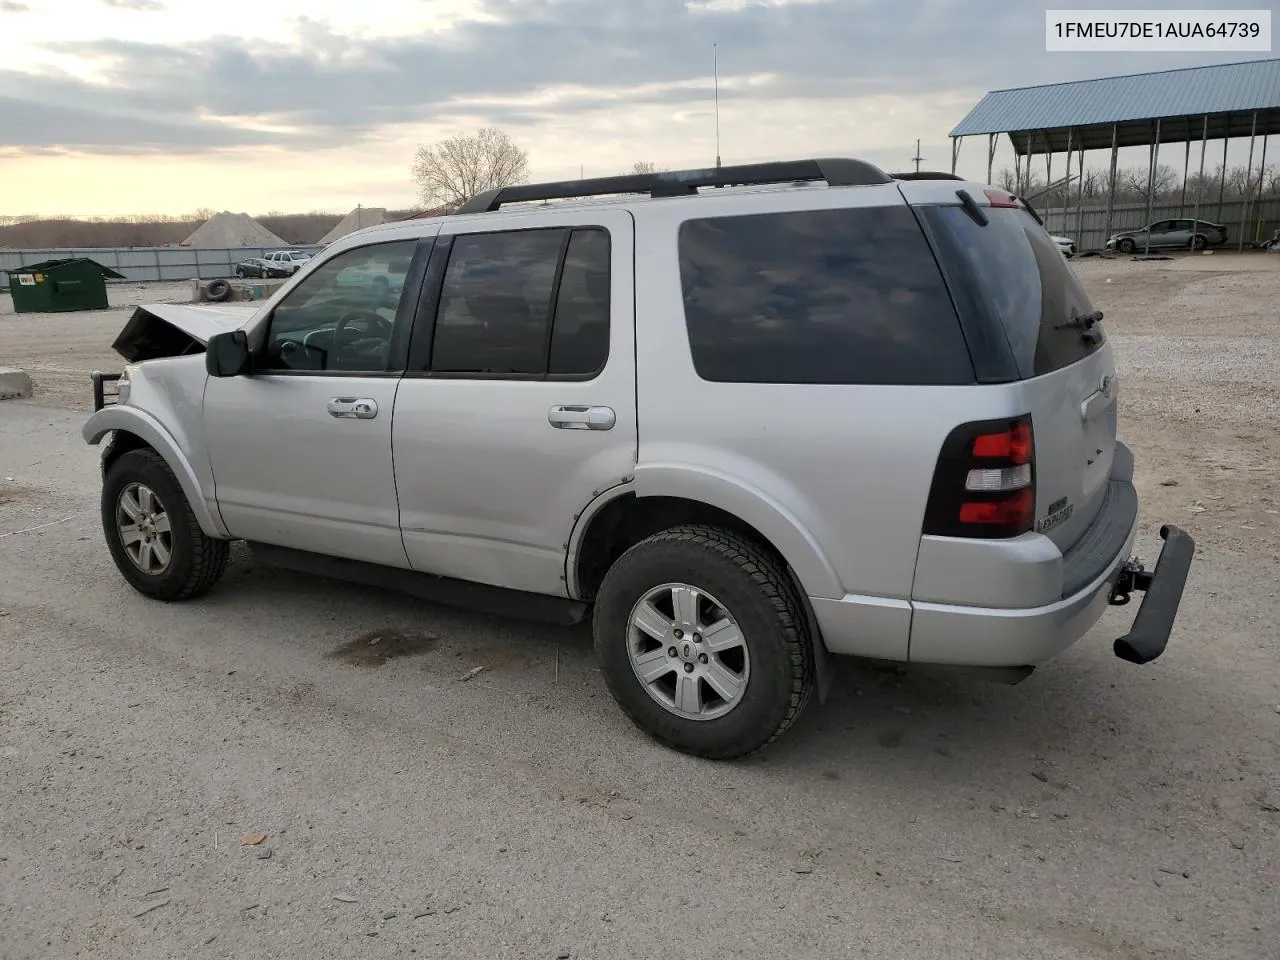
[2,257,1278,959]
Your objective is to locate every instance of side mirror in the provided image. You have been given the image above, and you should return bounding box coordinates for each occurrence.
[206,330,251,377]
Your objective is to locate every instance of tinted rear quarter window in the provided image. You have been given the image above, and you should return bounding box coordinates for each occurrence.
[920,205,1104,378]
[677,205,974,385]
[549,228,610,376]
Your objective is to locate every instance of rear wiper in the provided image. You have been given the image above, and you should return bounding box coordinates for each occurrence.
[954,189,989,227]
[1055,309,1103,331]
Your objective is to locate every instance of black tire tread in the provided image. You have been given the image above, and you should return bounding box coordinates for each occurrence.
[594,523,815,759]
[104,448,229,601]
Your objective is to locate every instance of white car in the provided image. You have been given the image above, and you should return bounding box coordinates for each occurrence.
[262,250,313,275]
[1051,235,1076,258]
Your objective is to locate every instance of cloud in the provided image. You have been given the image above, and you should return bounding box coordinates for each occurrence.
[0,0,31,12]
[3,0,1269,157]
[102,0,165,9]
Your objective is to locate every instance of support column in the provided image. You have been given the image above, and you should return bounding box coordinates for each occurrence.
[1239,112,1258,251]
[1043,130,1052,202]
[1180,135,1191,216]
[1025,132,1034,194]
[1253,134,1269,246]
[987,133,996,185]
[951,136,961,175]
[1142,118,1161,256]
[1191,115,1208,248]
[1062,127,1073,235]
[1218,125,1229,223]
[1075,140,1086,248]
[1104,123,1119,245]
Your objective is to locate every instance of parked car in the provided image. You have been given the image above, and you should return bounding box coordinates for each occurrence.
[82,159,1195,760]
[1106,218,1228,253]
[1050,235,1076,257]
[233,258,290,279]
[262,250,313,275]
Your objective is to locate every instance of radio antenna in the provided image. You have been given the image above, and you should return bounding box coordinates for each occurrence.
[714,43,722,168]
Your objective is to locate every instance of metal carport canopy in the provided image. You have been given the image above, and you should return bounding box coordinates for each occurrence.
[950,58,1280,153]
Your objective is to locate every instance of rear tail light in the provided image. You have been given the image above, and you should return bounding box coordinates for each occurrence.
[923,415,1036,539]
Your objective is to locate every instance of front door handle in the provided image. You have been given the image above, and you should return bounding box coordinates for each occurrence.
[328,397,378,420]
[548,404,615,431]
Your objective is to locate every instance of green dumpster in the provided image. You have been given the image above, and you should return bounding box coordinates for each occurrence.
[5,258,125,313]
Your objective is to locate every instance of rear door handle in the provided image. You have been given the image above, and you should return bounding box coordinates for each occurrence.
[328,397,378,419]
[548,404,615,430]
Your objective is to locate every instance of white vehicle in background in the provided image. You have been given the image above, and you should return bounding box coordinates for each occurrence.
[1051,235,1076,258]
[262,250,313,275]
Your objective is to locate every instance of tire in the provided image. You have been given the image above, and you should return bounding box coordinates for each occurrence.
[1190,234,1208,251]
[206,278,232,302]
[101,448,230,601]
[234,266,246,278]
[1117,238,1136,254]
[592,524,815,760]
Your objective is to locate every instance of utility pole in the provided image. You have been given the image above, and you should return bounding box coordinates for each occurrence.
[714,43,722,168]
[912,139,925,173]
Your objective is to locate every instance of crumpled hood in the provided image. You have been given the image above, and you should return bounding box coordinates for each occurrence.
[111,302,259,363]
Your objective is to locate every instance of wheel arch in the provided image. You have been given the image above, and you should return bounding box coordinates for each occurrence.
[83,407,230,539]
[567,480,839,703]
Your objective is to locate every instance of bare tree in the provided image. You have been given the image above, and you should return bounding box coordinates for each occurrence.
[1119,164,1177,202]
[410,127,530,212]
[631,161,668,175]
[1080,169,1103,199]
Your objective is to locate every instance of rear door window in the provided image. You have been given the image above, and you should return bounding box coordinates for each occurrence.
[919,205,1105,379]
[677,205,975,385]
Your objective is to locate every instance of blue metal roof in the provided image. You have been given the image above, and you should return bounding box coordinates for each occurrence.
[951,58,1280,138]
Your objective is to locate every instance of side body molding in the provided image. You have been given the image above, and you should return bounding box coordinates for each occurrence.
[82,406,231,540]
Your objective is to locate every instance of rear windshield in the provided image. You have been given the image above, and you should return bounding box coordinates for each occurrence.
[919,204,1104,378]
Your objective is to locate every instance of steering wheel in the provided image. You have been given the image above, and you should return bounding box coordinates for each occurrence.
[333,310,393,349]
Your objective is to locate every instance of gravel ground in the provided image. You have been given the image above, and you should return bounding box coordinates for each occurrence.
[1,255,1278,959]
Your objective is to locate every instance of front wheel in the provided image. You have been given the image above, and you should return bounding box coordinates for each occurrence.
[1117,237,1136,254]
[593,525,815,759]
[102,448,230,601]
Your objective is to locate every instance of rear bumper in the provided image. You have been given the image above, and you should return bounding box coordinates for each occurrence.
[817,515,1195,670]
[907,514,1138,667]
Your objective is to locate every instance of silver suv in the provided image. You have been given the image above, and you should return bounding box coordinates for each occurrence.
[84,159,1195,759]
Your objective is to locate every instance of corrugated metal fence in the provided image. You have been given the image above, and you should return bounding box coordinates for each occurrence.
[1035,197,1280,252]
[0,245,324,289]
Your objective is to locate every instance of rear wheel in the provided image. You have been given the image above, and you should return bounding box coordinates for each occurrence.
[102,449,229,601]
[593,524,815,760]
[1190,234,1208,251]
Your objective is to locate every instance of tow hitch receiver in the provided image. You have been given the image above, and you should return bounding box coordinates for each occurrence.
[1108,524,1196,665]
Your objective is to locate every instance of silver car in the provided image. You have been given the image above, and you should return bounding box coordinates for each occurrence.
[1106,218,1228,253]
[83,159,1195,759]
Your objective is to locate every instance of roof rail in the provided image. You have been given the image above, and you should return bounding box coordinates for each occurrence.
[891,171,966,181]
[455,158,893,214]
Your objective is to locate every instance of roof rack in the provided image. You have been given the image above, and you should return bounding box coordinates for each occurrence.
[455,158,893,215]
[891,171,966,181]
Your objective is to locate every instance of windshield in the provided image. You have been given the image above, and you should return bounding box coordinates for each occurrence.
[920,204,1104,379]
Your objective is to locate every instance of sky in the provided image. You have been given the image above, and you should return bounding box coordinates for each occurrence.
[0,0,1276,217]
